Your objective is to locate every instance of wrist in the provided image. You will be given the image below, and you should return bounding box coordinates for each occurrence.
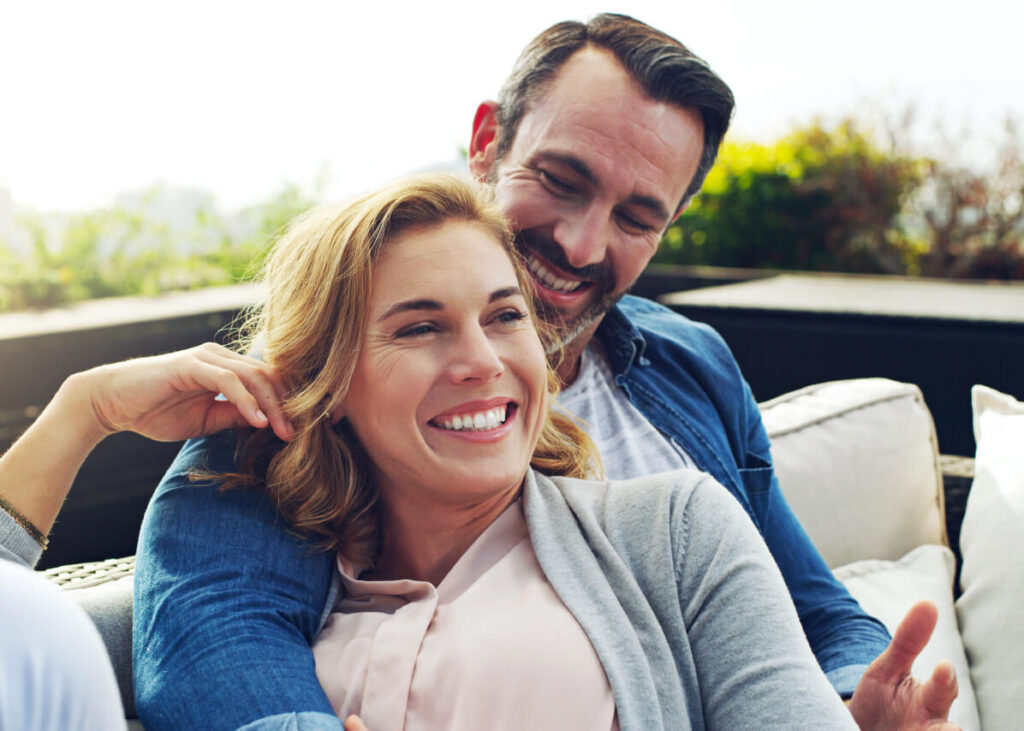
[56,369,117,447]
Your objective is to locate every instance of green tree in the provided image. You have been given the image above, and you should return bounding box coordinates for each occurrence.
[658,118,923,274]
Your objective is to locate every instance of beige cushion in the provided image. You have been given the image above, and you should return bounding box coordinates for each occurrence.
[955,385,1024,730]
[835,545,980,730]
[759,378,945,568]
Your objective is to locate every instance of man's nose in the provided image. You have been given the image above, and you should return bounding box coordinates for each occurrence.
[445,326,504,383]
[553,208,610,269]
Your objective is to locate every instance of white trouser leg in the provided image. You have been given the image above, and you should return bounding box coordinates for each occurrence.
[0,559,125,730]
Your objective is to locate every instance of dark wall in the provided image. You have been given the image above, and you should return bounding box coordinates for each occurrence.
[629,263,771,301]
[661,305,1023,458]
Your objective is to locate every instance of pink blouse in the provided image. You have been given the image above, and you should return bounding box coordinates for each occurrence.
[312,500,618,731]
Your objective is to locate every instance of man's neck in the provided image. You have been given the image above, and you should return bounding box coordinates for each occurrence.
[554,321,601,388]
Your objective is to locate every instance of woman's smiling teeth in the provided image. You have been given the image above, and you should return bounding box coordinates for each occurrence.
[525,252,584,293]
[437,405,508,432]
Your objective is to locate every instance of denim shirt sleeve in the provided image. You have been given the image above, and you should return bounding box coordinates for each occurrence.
[738,383,891,696]
[133,431,337,730]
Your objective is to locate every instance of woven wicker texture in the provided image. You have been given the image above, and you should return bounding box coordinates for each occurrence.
[43,555,135,589]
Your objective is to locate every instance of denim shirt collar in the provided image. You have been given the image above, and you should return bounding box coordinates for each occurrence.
[594,303,650,379]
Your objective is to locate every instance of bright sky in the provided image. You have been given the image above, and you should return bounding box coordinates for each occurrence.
[2,0,1022,213]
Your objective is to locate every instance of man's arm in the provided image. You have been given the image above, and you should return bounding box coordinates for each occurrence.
[740,385,961,729]
[133,432,342,730]
[737,380,893,694]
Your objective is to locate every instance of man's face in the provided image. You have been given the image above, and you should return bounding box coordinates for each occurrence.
[469,46,705,350]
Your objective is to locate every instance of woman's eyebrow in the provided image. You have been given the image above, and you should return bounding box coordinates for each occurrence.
[490,286,523,302]
[378,299,443,322]
[378,286,523,323]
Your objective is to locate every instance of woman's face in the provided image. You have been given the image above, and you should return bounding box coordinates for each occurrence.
[340,220,549,510]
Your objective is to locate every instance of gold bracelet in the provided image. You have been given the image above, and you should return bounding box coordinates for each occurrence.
[0,494,49,549]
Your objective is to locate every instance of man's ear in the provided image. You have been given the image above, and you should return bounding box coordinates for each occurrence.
[468,100,500,180]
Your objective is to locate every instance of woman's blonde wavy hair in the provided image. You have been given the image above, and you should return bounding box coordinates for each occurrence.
[218,173,601,566]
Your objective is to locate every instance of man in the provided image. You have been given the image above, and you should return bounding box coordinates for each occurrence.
[464,14,957,725]
[134,14,958,729]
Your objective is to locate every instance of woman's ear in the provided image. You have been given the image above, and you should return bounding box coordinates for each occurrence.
[468,100,500,181]
[329,403,345,425]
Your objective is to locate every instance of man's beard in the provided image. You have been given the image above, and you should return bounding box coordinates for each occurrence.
[513,228,626,353]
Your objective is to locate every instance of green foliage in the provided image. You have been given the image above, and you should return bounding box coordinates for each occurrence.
[657,119,924,274]
[0,184,314,312]
[4,119,1020,314]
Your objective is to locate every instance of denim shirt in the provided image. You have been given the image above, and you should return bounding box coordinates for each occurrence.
[597,296,891,694]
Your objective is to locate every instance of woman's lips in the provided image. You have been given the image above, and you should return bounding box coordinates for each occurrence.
[428,402,519,440]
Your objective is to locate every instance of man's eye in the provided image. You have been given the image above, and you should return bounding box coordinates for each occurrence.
[617,211,656,234]
[539,170,575,195]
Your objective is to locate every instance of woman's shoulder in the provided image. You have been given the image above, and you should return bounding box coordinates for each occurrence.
[534,467,739,537]
[545,467,719,502]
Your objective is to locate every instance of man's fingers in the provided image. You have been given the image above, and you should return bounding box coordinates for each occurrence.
[873,600,939,682]
[923,660,958,719]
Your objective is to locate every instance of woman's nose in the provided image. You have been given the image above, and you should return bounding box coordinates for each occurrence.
[446,327,504,383]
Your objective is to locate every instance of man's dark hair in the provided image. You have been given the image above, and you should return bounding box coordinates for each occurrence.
[495,13,735,209]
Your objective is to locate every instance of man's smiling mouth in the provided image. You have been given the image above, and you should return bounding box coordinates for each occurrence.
[524,251,587,294]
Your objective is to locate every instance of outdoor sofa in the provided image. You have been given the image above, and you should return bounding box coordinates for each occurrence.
[45,377,1024,729]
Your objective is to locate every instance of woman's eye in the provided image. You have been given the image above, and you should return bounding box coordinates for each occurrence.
[495,309,528,325]
[395,323,438,338]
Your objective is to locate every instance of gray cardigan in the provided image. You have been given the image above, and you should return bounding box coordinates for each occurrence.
[524,468,855,730]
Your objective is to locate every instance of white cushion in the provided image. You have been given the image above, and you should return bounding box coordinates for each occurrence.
[834,545,980,730]
[955,385,1024,730]
[759,378,945,567]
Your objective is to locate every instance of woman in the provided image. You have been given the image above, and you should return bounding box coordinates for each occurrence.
[2,174,854,729]
[133,173,853,730]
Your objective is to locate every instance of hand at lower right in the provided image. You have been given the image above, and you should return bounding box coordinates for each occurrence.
[847,601,960,730]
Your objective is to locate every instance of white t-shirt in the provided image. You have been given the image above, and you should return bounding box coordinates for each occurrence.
[557,340,695,480]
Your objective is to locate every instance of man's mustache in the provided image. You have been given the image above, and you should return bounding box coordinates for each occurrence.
[513,229,615,289]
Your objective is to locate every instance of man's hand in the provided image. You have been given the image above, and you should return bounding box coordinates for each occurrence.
[847,600,960,730]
